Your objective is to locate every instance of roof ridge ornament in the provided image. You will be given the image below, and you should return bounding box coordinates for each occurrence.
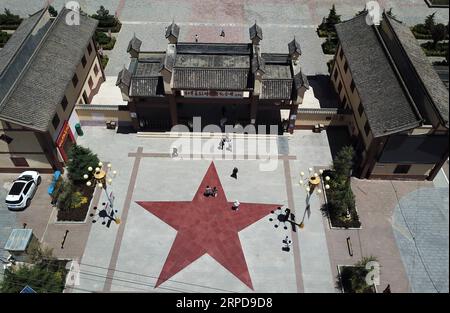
[249,22,263,45]
[165,21,180,44]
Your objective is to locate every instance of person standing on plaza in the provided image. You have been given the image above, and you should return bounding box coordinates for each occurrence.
[232,200,240,211]
[231,167,238,179]
[195,34,199,42]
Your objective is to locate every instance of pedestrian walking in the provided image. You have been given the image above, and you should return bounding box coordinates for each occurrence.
[231,167,238,179]
[171,147,178,158]
[220,29,225,37]
[218,138,225,150]
[232,200,240,211]
[204,186,213,197]
[212,187,218,197]
[195,34,199,42]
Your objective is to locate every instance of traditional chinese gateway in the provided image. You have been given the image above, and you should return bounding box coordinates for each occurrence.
[116,22,309,133]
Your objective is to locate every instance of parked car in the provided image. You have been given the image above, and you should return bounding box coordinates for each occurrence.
[5,171,41,210]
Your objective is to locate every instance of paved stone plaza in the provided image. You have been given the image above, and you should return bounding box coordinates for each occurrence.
[69,127,335,292]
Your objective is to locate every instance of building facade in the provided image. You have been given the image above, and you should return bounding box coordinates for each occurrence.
[331,12,449,180]
[117,23,309,133]
[0,7,104,173]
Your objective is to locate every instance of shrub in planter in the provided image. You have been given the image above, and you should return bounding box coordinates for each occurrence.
[101,36,116,50]
[100,55,109,69]
[322,37,338,55]
[339,256,378,293]
[91,6,121,30]
[95,31,111,45]
[66,144,100,185]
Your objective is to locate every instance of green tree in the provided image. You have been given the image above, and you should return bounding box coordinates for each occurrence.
[333,145,355,181]
[48,5,57,17]
[351,256,378,293]
[431,23,447,47]
[96,5,110,20]
[66,144,99,185]
[326,4,341,27]
[425,12,436,34]
[0,264,66,293]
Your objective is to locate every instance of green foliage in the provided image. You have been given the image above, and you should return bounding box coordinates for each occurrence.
[317,4,341,38]
[95,31,116,50]
[322,37,338,55]
[0,30,11,46]
[95,31,111,45]
[333,145,355,181]
[0,263,67,293]
[27,241,54,264]
[0,8,22,26]
[91,5,120,29]
[100,55,109,69]
[339,256,378,293]
[66,144,99,185]
[431,23,447,47]
[48,5,57,17]
[425,12,436,34]
[324,146,360,228]
[421,41,449,56]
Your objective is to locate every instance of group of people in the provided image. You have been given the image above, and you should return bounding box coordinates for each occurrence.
[218,134,232,151]
[204,186,218,197]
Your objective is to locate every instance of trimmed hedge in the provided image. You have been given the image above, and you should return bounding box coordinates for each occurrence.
[100,55,109,69]
[421,41,449,56]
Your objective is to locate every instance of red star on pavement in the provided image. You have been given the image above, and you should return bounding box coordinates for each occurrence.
[136,162,280,290]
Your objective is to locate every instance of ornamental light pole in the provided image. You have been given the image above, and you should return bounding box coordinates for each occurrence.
[297,168,331,228]
[84,162,117,212]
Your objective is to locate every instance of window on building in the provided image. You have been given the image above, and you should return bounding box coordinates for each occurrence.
[87,42,93,55]
[94,64,99,76]
[358,102,364,116]
[338,81,343,94]
[394,164,411,174]
[350,80,356,93]
[344,61,348,73]
[83,91,89,104]
[333,68,338,80]
[0,134,13,144]
[61,96,68,111]
[72,73,79,88]
[88,77,94,89]
[364,120,370,136]
[81,55,87,67]
[52,113,60,130]
[342,95,347,107]
[10,157,29,167]
[339,47,344,60]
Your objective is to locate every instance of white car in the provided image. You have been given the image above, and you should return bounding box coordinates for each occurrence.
[5,171,41,211]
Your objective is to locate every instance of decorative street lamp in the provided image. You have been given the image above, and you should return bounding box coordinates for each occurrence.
[84,162,119,223]
[297,168,331,228]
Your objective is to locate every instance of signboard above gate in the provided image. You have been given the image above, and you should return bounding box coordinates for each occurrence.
[181,90,249,98]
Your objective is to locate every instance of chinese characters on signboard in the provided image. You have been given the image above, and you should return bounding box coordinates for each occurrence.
[181,90,247,98]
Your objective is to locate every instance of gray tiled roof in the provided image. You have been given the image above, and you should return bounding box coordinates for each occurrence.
[116,67,132,87]
[165,22,180,39]
[386,15,449,128]
[127,35,142,53]
[0,10,45,76]
[261,80,293,99]
[130,77,162,97]
[288,38,302,56]
[175,54,249,68]
[0,8,98,131]
[335,13,422,137]
[173,68,249,90]
[294,72,309,89]
[249,23,263,40]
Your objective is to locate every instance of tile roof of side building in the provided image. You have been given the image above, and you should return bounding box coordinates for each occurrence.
[0,8,98,132]
[385,14,449,128]
[335,13,422,138]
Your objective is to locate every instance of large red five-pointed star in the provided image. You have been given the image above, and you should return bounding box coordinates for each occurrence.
[136,162,280,290]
